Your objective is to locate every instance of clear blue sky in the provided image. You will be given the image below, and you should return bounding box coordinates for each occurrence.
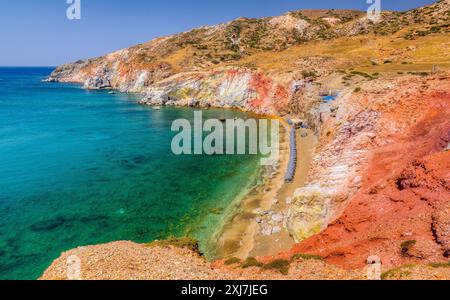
[0,0,436,66]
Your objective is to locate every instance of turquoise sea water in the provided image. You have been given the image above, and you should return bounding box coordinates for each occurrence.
[0,67,261,279]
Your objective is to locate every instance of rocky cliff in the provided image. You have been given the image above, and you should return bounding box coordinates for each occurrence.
[47,0,449,116]
[289,73,450,269]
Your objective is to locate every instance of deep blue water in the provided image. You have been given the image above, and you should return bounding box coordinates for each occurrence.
[0,67,260,279]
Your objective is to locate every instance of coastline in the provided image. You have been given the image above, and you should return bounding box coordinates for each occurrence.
[134,99,299,260]
[45,76,313,262]
[211,121,317,260]
[250,128,317,258]
[211,121,290,260]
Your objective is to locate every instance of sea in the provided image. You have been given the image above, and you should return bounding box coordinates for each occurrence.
[0,67,261,279]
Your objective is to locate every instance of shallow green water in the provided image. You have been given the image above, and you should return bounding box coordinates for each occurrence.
[0,67,261,279]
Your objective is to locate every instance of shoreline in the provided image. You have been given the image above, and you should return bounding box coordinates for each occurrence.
[211,121,317,260]
[212,122,290,260]
[139,95,306,260]
[46,80,310,261]
[250,128,317,258]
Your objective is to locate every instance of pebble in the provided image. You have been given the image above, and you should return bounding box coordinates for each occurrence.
[261,225,273,236]
[272,226,282,234]
[253,208,263,215]
[271,214,284,223]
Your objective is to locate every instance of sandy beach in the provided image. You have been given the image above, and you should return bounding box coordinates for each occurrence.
[213,121,317,260]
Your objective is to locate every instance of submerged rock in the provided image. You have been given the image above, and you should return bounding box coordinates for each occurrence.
[30,217,67,232]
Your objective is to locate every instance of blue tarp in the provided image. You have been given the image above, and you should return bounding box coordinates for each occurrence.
[322,95,337,101]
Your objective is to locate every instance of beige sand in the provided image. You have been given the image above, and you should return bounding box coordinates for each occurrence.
[213,123,317,260]
[250,128,317,257]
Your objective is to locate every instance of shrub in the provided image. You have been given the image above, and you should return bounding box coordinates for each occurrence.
[401,240,417,257]
[429,262,450,268]
[224,257,241,266]
[384,60,393,64]
[262,259,291,275]
[381,264,416,280]
[354,87,362,93]
[301,70,318,78]
[343,75,354,81]
[350,71,373,79]
[241,257,263,269]
[291,253,323,261]
[417,72,430,76]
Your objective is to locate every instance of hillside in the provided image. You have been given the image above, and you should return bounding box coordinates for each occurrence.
[47,0,449,115]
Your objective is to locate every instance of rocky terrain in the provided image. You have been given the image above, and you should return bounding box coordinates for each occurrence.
[40,241,450,280]
[46,0,449,115]
[288,73,450,269]
[40,241,366,280]
[43,1,450,279]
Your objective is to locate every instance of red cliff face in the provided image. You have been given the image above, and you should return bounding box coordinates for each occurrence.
[248,72,274,109]
[292,75,450,269]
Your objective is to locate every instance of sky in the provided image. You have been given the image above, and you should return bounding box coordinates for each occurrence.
[0,0,437,66]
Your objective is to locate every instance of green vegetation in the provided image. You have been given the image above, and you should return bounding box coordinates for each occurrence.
[403,24,449,39]
[224,257,241,266]
[354,87,362,93]
[147,236,201,255]
[240,257,293,275]
[238,254,324,275]
[262,259,291,275]
[241,257,263,269]
[429,262,450,268]
[381,264,416,280]
[291,253,323,261]
[407,71,430,76]
[301,70,318,78]
[350,70,374,80]
[401,240,417,257]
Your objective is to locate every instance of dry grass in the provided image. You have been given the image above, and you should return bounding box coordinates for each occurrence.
[233,31,449,74]
[162,47,194,71]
